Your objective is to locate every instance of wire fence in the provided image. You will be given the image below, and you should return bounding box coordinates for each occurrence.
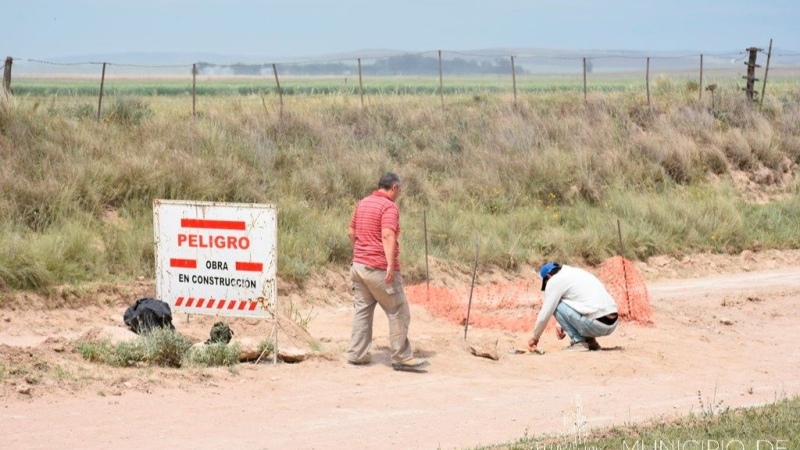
[4,46,800,118]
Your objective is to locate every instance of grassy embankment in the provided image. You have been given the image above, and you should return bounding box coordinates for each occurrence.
[1,75,799,294]
[474,395,800,449]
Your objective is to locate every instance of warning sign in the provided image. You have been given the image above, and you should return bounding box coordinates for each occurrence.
[153,200,277,318]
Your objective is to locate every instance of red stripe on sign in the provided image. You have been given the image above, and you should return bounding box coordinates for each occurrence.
[181,219,246,231]
[248,301,258,311]
[206,299,215,308]
[175,297,184,306]
[170,258,197,269]
[186,297,195,307]
[217,300,226,309]
[196,298,205,308]
[236,262,263,272]
[227,301,236,310]
[238,301,247,310]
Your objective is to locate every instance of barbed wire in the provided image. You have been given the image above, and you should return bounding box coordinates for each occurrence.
[448,50,512,58]
[275,50,434,66]
[106,62,189,69]
[23,58,106,66]
[22,58,191,69]
[12,49,789,70]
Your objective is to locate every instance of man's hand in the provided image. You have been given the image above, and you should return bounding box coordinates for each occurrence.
[527,337,539,352]
[383,267,395,285]
[555,326,566,340]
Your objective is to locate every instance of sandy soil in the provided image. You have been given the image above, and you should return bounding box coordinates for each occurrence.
[1,250,800,450]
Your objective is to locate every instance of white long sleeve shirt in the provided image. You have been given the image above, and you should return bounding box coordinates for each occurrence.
[531,265,618,340]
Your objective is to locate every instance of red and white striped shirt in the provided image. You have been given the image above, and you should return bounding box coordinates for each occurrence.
[350,190,400,271]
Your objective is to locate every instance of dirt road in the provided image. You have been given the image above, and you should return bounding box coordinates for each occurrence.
[2,264,800,449]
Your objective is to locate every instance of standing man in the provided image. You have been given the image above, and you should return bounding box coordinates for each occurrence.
[346,172,428,370]
[528,262,618,353]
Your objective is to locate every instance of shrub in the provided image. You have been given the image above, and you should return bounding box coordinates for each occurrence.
[104,98,153,125]
[76,328,193,368]
[184,342,241,367]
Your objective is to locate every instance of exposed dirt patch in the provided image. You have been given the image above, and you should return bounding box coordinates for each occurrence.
[1,249,800,449]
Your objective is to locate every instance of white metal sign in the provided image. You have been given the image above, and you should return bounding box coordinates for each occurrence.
[153,200,277,318]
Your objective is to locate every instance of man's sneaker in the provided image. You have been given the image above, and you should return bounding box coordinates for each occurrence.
[585,337,601,351]
[391,357,429,370]
[563,341,590,351]
[346,352,372,366]
[347,359,370,366]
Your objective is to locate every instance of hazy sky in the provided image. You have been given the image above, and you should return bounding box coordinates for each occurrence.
[5,0,797,60]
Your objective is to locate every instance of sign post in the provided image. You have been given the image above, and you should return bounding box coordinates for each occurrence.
[153,200,278,361]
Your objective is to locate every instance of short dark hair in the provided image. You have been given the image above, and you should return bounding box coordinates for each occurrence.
[378,172,401,190]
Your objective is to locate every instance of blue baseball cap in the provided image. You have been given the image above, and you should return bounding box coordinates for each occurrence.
[539,262,560,291]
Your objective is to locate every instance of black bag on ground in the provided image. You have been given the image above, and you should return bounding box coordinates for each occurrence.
[123,297,175,334]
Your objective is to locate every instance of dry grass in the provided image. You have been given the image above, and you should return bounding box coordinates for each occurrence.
[1,81,799,291]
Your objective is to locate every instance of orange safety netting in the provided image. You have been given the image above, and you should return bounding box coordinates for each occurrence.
[596,256,654,325]
[406,257,654,333]
[406,281,538,332]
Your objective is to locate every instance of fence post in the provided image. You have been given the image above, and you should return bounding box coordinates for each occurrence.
[3,56,12,96]
[645,57,651,108]
[743,46,762,102]
[192,63,197,118]
[511,55,517,108]
[358,58,364,109]
[423,210,429,300]
[438,50,445,116]
[699,54,704,101]
[97,62,107,121]
[760,38,773,109]
[582,57,587,101]
[272,63,283,118]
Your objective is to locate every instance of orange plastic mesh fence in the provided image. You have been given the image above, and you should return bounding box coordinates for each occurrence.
[406,257,653,332]
[596,256,654,325]
[406,281,538,332]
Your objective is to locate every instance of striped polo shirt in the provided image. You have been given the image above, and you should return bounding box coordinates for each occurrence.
[350,190,401,271]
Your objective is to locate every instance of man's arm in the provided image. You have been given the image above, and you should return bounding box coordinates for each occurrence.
[527,290,562,350]
[381,227,396,284]
[348,225,356,248]
[348,205,358,248]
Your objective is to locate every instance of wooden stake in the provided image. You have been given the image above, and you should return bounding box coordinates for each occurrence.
[97,62,107,121]
[582,57,587,101]
[358,58,364,109]
[760,39,773,109]
[192,63,197,118]
[438,50,445,117]
[617,219,624,255]
[2,56,12,96]
[273,304,279,365]
[423,210,430,298]
[511,55,517,108]
[464,239,479,340]
[272,63,283,118]
[646,57,651,108]
[699,54,704,101]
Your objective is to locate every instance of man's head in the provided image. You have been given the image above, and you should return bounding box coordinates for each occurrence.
[539,261,561,291]
[378,172,402,200]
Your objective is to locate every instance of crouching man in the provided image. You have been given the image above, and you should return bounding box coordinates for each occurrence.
[528,262,618,353]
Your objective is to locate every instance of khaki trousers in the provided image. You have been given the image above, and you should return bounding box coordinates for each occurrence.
[346,262,413,364]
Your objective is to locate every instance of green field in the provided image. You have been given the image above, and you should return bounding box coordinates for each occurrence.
[11,69,796,97]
